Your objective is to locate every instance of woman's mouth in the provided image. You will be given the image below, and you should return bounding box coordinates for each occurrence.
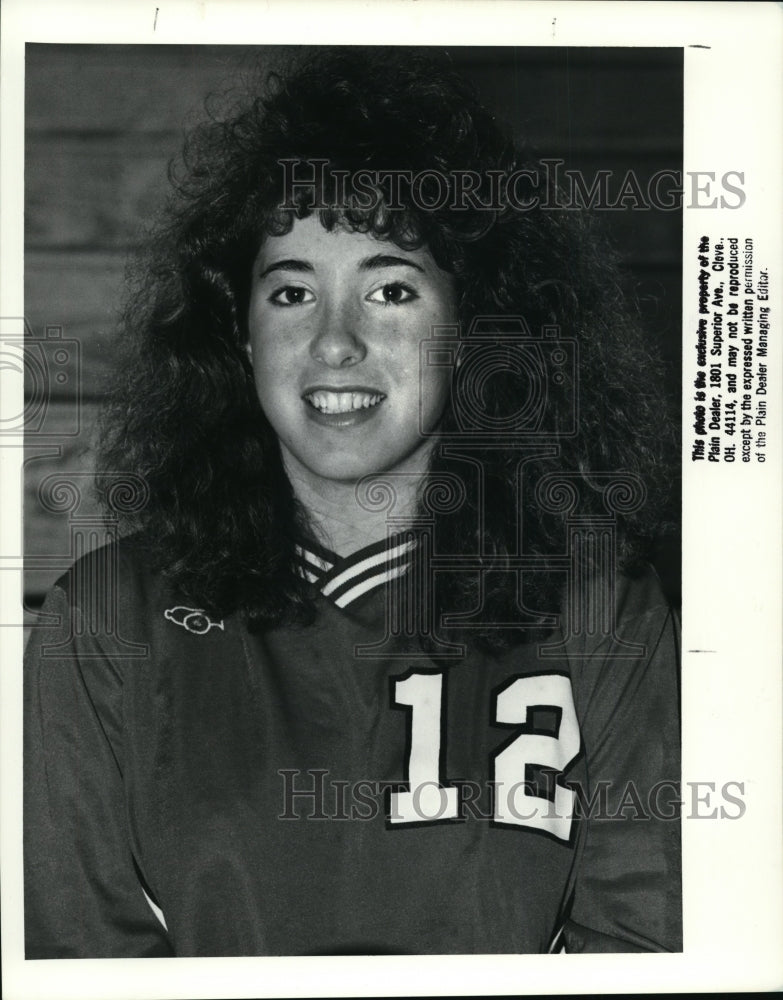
[302,388,387,429]
[304,390,385,414]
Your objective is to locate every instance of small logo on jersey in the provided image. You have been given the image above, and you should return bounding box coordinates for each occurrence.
[164,606,225,635]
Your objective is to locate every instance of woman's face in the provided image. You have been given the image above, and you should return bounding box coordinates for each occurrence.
[247,215,457,487]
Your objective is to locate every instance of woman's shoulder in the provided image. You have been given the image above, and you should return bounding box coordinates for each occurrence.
[614,562,676,622]
[38,533,236,657]
[51,533,166,608]
[553,560,678,671]
[45,534,189,643]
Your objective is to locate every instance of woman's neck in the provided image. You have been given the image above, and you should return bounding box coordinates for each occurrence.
[283,459,425,558]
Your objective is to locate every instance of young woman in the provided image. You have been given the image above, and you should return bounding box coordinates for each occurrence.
[24,48,681,956]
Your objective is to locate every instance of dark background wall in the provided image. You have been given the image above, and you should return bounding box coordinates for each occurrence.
[24,44,683,612]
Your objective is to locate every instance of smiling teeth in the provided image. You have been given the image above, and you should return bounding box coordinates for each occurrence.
[306,391,384,414]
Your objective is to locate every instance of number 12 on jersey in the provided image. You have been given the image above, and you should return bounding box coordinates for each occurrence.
[389,669,580,840]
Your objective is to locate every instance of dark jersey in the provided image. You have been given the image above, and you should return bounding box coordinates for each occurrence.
[24,536,681,957]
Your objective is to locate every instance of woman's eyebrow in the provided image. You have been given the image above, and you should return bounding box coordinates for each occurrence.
[257,253,426,280]
[359,254,425,273]
[257,258,314,279]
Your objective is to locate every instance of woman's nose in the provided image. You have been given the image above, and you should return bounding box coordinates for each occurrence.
[309,300,367,368]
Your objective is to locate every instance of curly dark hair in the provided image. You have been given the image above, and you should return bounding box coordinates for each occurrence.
[97,46,677,646]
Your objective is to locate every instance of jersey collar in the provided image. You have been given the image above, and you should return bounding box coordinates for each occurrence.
[294,534,416,610]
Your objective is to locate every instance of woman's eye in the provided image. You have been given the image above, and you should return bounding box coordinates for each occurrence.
[367,282,418,306]
[268,286,315,306]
